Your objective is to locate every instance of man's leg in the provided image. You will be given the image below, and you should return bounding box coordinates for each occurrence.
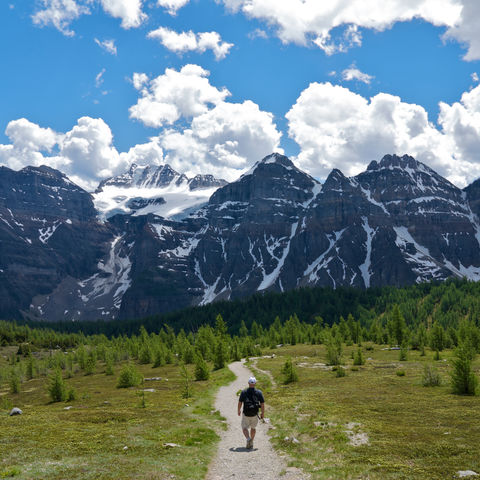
[242,428,250,439]
[250,428,256,441]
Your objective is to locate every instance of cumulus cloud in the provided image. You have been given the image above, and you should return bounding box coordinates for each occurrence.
[148,27,234,60]
[159,100,282,179]
[32,0,146,35]
[32,0,90,37]
[341,64,374,84]
[95,38,117,55]
[219,0,480,59]
[443,0,480,61]
[472,72,479,83]
[99,0,146,29]
[286,82,480,186]
[129,64,230,128]
[157,0,190,15]
[128,64,281,179]
[0,117,131,191]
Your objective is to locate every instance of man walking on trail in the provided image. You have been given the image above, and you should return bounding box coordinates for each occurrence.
[238,376,265,449]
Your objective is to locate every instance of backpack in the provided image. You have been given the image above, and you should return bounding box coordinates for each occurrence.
[243,389,260,417]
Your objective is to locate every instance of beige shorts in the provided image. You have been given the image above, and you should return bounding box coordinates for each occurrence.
[241,413,259,430]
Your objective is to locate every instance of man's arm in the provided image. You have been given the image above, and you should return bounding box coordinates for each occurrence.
[238,401,243,416]
[260,402,265,419]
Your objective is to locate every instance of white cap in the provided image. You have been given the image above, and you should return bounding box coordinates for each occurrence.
[248,376,257,384]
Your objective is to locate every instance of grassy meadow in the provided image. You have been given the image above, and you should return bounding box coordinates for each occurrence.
[0,346,233,480]
[251,344,480,480]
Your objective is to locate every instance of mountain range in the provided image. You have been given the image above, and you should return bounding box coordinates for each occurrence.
[1,153,480,322]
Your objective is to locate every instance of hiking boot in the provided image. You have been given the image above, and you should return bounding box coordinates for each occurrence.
[246,438,253,449]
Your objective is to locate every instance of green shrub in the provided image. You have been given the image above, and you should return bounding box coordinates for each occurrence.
[422,364,442,387]
[335,366,346,377]
[396,369,406,377]
[48,369,66,402]
[66,387,77,402]
[117,364,143,388]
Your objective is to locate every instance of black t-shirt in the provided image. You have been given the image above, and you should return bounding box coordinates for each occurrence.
[239,387,264,416]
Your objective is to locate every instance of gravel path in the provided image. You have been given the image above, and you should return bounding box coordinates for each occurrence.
[205,361,308,480]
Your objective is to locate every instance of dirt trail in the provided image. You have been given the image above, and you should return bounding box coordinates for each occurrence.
[206,361,308,480]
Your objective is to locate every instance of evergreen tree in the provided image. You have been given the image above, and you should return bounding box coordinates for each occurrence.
[48,369,66,402]
[194,355,210,381]
[26,354,36,380]
[117,364,143,388]
[430,322,446,352]
[282,357,299,384]
[213,337,228,370]
[390,305,406,346]
[84,350,97,375]
[9,368,20,394]
[353,347,365,366]
[451,343,478,395]
[325,332,343,366]
[138,344,152,365]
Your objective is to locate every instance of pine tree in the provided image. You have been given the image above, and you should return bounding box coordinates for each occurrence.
[9,368,20,394]
[213,338,228,370]
[353,348,365,366]
[451,343,478,395]
[194,355,210,381]
[390,305,406,346]
[282,357,299,384]
[48,369,66,402]
[26,354,36,380]
[117,364,143,388]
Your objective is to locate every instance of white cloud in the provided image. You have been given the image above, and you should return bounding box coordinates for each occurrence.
[32,0,146,35]
[248,28,268,40]
[219,0,480,59]
[95,38,117,55]
[159,100,282,179]
[286,82,480,187]
[157,0,190,16]
[129,64,230,127]
[95,68,106,88]
[129,64,281,180]
[148,27,233,60]
[0,117,131,190]
[443,0,480,61]
[471,72,479,83]
[99,0,146,29]
[32,0,90,37]
[341,64,374,84]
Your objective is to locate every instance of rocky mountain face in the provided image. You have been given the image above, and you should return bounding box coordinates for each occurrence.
[2,153,480,322]
[0,165,113,319]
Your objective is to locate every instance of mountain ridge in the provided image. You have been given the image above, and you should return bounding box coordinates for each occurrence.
[1,153,480,322]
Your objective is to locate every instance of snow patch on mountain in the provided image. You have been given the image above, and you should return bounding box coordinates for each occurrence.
[93,184,218,220]
[359,217,376,288]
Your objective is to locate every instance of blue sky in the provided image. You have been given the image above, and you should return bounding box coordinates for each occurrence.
[1,1,480,189]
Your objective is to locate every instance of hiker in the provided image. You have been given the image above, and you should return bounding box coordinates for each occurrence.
[238,376,265,449]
